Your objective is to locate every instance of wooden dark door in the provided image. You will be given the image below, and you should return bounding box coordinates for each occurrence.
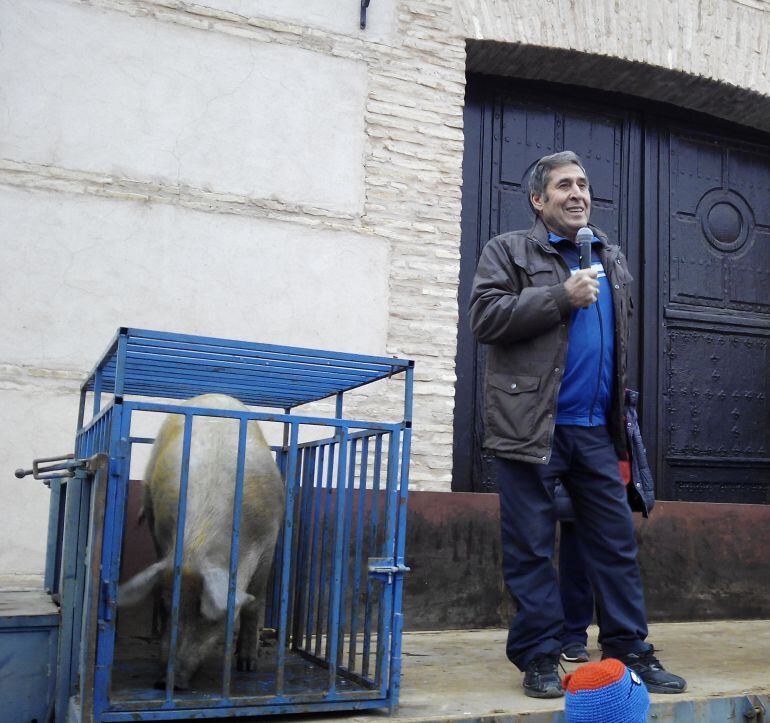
[454,78,642,491]
[648,126,770,502]
[455,76,770,503]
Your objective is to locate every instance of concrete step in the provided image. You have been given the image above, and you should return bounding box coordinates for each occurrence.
[300,620,770,722]
[3,579,766,722]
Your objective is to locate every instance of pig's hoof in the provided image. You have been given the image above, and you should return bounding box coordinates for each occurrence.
[236,657,257,672]
[260,628,277,644]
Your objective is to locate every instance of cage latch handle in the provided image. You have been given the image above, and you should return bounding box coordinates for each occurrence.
[367,557,410,584]
[15,453,107,486]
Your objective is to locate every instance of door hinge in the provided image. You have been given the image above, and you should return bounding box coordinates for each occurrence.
[101,579,118,624]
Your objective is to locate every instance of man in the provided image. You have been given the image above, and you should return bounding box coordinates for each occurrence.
[469,151,686,698]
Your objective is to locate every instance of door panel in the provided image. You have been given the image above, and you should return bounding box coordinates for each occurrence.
[493,100,628,243]
[454,81,640,491]
[456,77,770,504]
[657,128,770,502]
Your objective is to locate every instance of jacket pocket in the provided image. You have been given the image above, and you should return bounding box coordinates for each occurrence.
[485,373,541,443]
[513,256,559,286]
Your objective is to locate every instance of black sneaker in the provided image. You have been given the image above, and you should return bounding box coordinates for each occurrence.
[561,642,590,663]
[604,648,687,694]
[522,653,564,698]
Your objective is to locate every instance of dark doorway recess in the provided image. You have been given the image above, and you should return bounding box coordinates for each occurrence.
[453,75,770,504]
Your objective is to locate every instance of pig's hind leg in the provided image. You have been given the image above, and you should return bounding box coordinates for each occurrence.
[236,559,271,672]
[236,602,260,672]
[141,498,168,639]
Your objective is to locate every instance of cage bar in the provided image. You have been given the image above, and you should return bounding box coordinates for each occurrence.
[45,328,412,721]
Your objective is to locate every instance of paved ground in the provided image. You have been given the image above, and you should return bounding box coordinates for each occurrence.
[303,620,770,722]
[3,576,767,721]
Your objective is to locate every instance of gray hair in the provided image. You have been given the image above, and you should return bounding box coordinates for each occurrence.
[528,151,588,200]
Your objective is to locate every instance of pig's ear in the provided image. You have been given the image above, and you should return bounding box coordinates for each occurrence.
[118,560,166,607]
[200,566,255,621]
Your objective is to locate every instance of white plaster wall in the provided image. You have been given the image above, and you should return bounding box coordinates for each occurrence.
[0,0,382,576]
[0,383,81,575]
[0,185,389,572]
[0,186,389,368]
[0,0,367,215]
[204,0,398,43]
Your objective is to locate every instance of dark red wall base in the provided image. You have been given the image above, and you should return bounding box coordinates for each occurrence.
[403,491,770,630]
[121,483,770,631]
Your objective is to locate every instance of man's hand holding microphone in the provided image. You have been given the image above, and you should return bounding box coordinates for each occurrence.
[564,226,599,309]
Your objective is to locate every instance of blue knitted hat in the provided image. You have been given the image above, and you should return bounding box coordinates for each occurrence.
[563,658,650,723]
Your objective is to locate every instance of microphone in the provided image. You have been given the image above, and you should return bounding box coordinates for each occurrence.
[577,226,593,270]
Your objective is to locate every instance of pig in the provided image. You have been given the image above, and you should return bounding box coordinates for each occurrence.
[118,393,285,689]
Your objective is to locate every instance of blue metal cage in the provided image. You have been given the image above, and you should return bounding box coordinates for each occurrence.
[45,328,413,722]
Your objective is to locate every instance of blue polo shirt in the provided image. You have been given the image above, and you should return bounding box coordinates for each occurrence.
[549,232,615,426]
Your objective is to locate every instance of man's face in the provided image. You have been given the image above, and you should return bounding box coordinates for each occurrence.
[530,163,591,241]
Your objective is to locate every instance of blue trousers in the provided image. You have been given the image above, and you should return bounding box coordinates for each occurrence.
[559,521,599,646]
[494,425,650,670]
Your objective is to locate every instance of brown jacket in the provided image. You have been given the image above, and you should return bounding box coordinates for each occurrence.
[469,218,633,464]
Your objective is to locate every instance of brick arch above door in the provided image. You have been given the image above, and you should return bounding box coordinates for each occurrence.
[464,41,770,136]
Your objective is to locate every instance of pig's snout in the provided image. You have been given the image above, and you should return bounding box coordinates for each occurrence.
[153,655,197,692]
[153,676,191,692]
